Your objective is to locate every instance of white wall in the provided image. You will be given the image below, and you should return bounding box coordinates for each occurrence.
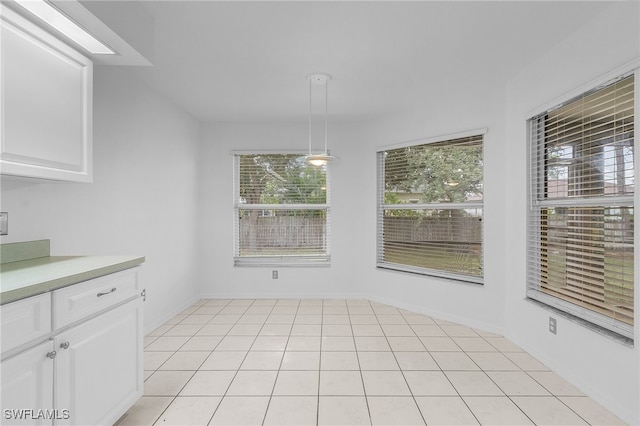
[0,67,202,333]
[504,3,639,424]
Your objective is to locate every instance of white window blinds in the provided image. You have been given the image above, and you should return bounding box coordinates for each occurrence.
[234,153,330,266]
[377,133,484,283]
[527,73,635,339]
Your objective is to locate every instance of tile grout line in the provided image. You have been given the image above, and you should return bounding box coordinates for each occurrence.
[148,299,234,426]
[393,305,429,425]
[261,298,300,426]
[189,299,258,426]
[440,326,508,426]
[349,299,374,426]
[316,299,324,426]
[460,333,542,426]
[216,299,258,425]
[203,300,243,426]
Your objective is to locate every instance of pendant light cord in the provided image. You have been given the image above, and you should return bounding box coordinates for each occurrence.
[308,77,313,157]
[306,73,332,160]
[324,78,328,155]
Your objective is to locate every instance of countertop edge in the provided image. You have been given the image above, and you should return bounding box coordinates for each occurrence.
[0,257,145,305]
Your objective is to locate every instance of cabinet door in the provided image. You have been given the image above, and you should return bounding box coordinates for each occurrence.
[55,298,142,426]
[0,340,55,426]
[0,5,93,182]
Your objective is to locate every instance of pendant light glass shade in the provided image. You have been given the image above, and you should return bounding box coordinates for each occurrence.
[305,73,337,166]
[306,153,336,167]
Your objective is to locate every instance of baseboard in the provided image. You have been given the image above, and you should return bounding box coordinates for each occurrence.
[198,292,369,300]
[144,295,201,335]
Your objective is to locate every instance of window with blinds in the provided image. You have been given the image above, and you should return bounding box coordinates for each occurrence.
[234,153,330,266]
[527,73,635,339]
[377,132,484,283]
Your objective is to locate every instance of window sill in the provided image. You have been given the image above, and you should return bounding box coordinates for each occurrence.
[234,256,331,268]
[376,263,483,285]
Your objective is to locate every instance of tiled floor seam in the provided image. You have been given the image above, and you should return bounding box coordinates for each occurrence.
[262,299,299,426]
[194,298,257,426]
[349,301,374,426]
[384,310,430,425]
[148,300,229,425]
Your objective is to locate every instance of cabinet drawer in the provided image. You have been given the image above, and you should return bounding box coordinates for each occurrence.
[53,268,140,328]
[1,293,51,355]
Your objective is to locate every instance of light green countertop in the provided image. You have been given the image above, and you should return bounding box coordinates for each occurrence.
[0,255,145,305]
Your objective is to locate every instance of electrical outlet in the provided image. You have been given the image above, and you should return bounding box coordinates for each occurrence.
[549,317,557,335]
[272,270,278,279]
[0,212,7,235]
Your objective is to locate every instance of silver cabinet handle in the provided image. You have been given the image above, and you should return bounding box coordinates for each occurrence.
[97,287,117,297]
[60,341,70,350]
[46,351,57,359]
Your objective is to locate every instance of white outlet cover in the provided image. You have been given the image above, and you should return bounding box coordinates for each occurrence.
[0,212,7,235]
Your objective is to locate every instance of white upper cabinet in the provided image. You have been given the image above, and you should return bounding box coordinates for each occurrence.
[0,5,92,182]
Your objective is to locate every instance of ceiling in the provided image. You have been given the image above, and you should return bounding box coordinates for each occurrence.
[86,1,611,123]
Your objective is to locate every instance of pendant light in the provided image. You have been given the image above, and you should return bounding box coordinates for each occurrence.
[305,73,337,166]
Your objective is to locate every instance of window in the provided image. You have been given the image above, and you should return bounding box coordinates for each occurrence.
[527,73,635,339]
[377,131,484,283]
[234,153,330,266]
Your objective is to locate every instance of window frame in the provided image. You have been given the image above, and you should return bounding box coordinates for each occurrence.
[376,129,486,284]
[232,150,331,267]
[526,66,637,340]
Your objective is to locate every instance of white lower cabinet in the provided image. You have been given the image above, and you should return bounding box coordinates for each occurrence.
[0,340,55,426]
[0,268,143,425]
[55,298,143,425]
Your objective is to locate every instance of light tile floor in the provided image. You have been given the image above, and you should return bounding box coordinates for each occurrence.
[115,299,627,426]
